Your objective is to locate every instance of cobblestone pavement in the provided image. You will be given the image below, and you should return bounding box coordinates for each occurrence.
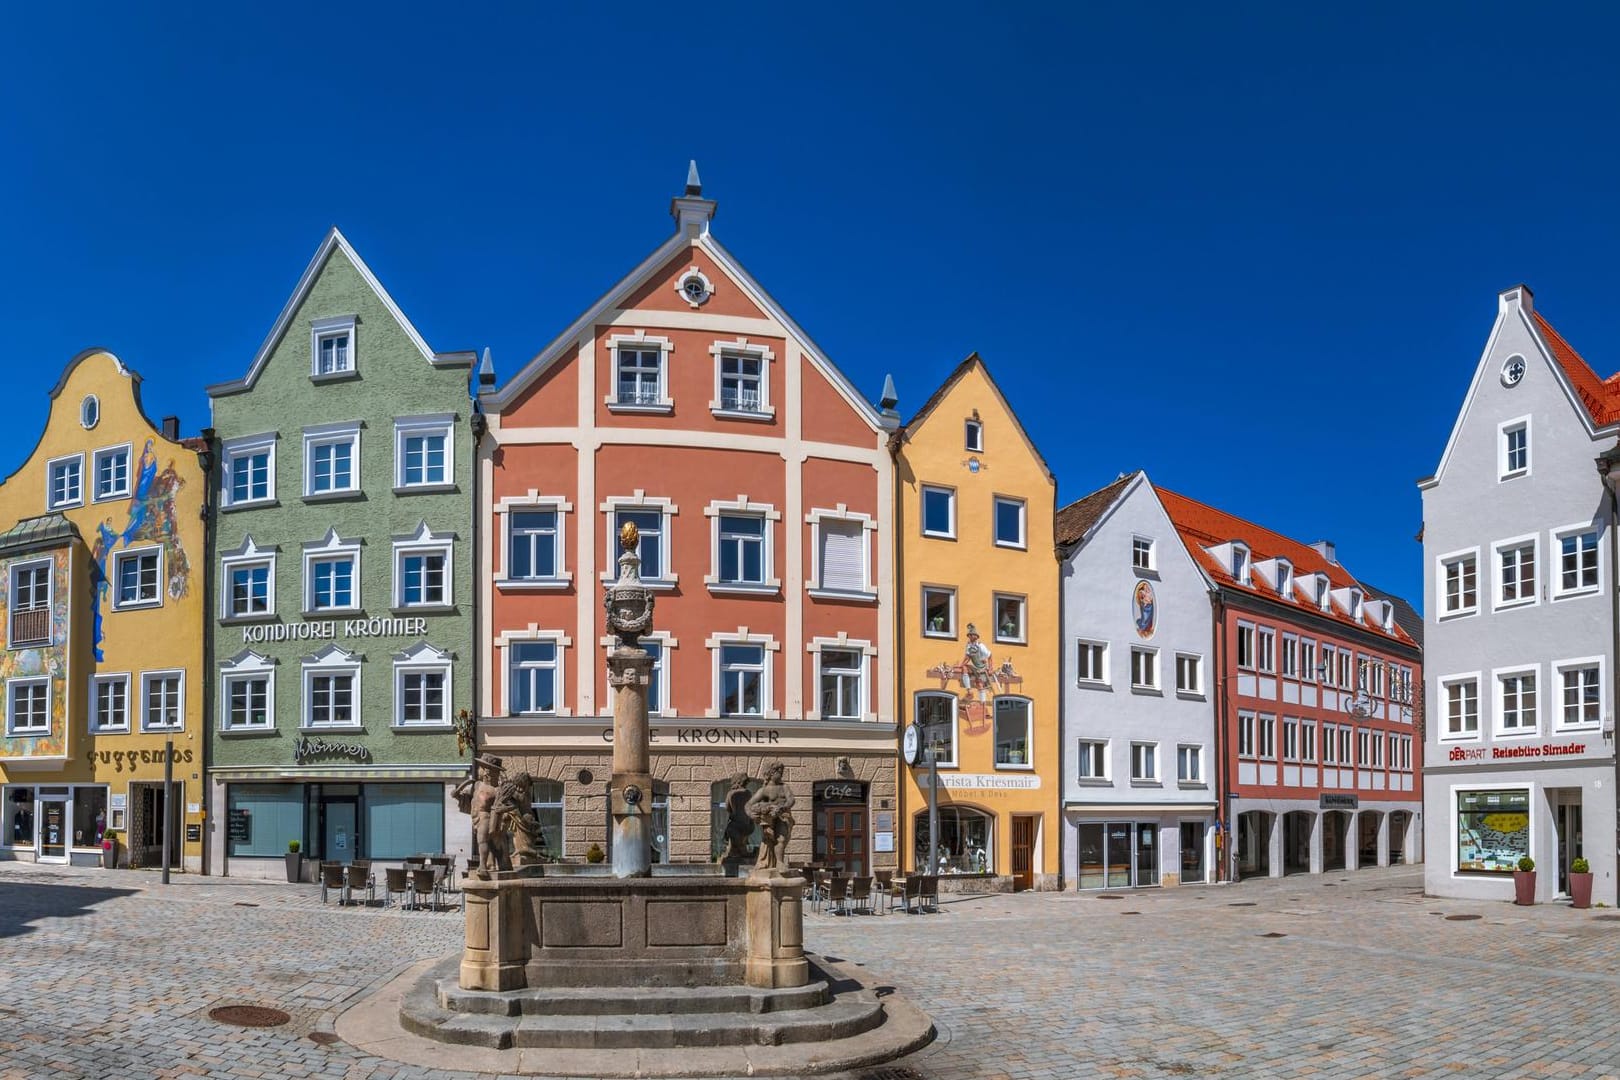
[0,861,1616,1079]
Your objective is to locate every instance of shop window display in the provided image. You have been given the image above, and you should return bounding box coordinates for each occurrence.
[913,805,992,875]
[7,786,34,846]
[1457,789,1530,874]
[72,786,108,850]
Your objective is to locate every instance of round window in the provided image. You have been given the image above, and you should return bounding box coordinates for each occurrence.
[80,395,100,430]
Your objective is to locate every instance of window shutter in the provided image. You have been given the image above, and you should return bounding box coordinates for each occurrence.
[819,520,865,592]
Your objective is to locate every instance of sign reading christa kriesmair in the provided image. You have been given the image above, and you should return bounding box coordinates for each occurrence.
[241,616,430,645]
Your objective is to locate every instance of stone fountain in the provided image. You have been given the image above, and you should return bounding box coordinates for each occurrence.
[375,524,932,1074]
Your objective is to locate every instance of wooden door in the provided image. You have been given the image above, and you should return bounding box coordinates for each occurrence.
[822,805,869,877]
[1011,816,1035,891]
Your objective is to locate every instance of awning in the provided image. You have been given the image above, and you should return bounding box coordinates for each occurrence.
[1063,802,1218,814]
[207,764,467,782]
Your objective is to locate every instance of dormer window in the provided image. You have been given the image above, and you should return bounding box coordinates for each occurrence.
[1275,560,1292,598]
[1349,588,1363,620]
[310,316,357,380]
[1232,545,1249,584]
[965,419,983,453]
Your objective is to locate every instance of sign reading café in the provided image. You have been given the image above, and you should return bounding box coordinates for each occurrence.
[241,616,430,645]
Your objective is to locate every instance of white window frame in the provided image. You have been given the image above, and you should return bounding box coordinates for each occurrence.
[964,418,983,453]
[599,493,675,588]
[46,452,84,510]
[920,484,957,540]
[1076,639,1110,686]
[922,585,957,639]
[1283,717,1299,761]
[605,330,674,413]
[1300,639,1317,682]
[1498,414,1531,480]
[915,690,960,768]
[220,537,277,621]
[221,432,277,509]
[310,315,357,379]
[7,558,53,649]
[1177,743,1204,784]
[498,630,571,718]
[138,670,185,733]
[1256,627,1276,673]
[992,592,1027,645]
[302,529,362,614]
[1492,534,1539,611]
[393,414,455,490]
[496,494,573,590]
[1237,712,1256,758]
[992,494,1027,550]
[1550,523,1602,600]
[5,677,50,736]
[704,630,780,720]
[808,635,875,722]
[301,645,362,731]
[1077,738,1108,781]
[1553,656,1605,732]
[1129,741,1159,783]
[1274,558,1293,599]
[393,642,454,729]
[219,651,276,733]
[708,338,776,419]
[1438,672,1483,741]
[992,695,1034,770]
[1129,646,1160,692]
[1259,714,1276,758]
[1131,535,1156,572]
[805,506,876,601]
[89,673,130,733]
[600,630,676,718]
[392,523,455,610]
[302,421,361,498]
[1300,720,1316,763]
[704,497,781,595]
[1281,633,1298,679]
[1231,543,1250,584]
[111,546,163,611]
[1175,653,1204,696]
[1493,665,1539,739]
[91,444,132,502]
[1236,622,1256,670]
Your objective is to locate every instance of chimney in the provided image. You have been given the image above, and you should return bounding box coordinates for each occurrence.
[1310,539,1337,565]
[670,160,717,238]
[1499,283,1533,315]
[477,347,496,388]
[161,416,180,441]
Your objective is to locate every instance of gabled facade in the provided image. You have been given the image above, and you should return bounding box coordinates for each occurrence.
[1421,285,1618,904]
[1162,491,1423,882]
[1057,472,1218,889]
[0,351,206,870]
[478,167,898,872]
[892,356,1058,889]
[205,230,477,878]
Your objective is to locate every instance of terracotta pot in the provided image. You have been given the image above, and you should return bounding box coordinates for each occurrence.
[1569,871,1594,909]
[1513,869,1536,906]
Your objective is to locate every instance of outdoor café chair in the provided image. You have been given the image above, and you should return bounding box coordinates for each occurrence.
[901,874,923,914]
[920,874,940,911]
[410,867,441,911]
[850,876,873,915]
[320,862,346,905]
[428,854,456,891]
[345,863,374,907]
[826,875,849,916]
[383,867,411,909]
[874,869,894,914]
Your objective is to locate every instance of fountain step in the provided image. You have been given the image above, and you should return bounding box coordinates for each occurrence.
[440,979,830,1017]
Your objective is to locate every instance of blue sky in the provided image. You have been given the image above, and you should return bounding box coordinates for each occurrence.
[4,5,1620,610]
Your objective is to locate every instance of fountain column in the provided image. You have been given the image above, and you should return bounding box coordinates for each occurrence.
[604,522,656,878]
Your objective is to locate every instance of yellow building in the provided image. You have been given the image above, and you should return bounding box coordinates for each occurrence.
[0,351,206,870]
[893,355,1059,890]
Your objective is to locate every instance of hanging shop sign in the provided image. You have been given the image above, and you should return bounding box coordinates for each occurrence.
[293,736,372,765]
[241,616,430,646]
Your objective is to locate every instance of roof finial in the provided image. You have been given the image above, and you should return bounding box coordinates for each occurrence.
[879,373,899,417]
[685,160,702,197]
[477,347,496,387]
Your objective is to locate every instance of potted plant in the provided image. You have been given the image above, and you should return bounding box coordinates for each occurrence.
[285,839,303,884]
[1514,855,1536,906]
[101,830,121,870]
[1570,856,1594,909]
[585,843,605,864]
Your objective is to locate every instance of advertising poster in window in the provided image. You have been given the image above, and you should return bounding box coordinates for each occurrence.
[1457,789,1529,873]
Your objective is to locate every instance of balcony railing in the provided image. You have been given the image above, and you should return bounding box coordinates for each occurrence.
[720,387,762,412]
[616,387,663,406]
[10,607,50,648]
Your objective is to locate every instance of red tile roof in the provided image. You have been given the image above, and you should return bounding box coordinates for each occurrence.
[1157,487,1417,647]
[1533,311,1620,426]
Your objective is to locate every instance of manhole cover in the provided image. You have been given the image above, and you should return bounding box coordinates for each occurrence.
[1259,932,1287,938]
[1095,894,1125,900]
[1229,902,1256,907]
[308,1032,341,1045]
[1445,914,1482,922]
[1594,914,1620,921]
[208,1005,290,1027]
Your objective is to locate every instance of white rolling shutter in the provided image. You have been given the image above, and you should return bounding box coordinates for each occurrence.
[818,520,865,593]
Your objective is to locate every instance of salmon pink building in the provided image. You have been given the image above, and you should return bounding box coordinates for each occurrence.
[475,165,900,873]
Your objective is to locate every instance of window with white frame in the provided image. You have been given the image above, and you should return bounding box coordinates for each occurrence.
[1283,717,1299,760]
[1177,744,1203,783]
[1557,660,1602,729]
[964,419,983,452]
[396,544,450,608]
[712,342,772,416]
[617,638,668,716]
[1368,660,1386,698]
[611,506,669,583]
[1320,643,1337,686]
[1281,634,1298,678]
[612,339,668,408]
[113,549,161,609]
[993,593,1026,644]
[395,416,453,489]
[1337,725,1351,765]
[140,672,183,731]
[993,697,1032,767]
[225,559,272,619]
[810,513,870,597]
[1443,676,1480,737]
[921,485,955,539]
[1555,527,1599,597]
[1237,712,1256,757]
[1175,653,1202,694]
[395,645,452,727]
[7,678,49,735]
[509,640,560,715]
[91,674,129,732]
[1130,647,1158,690]
[1130,742,1158,781]
[1275,559,1292,598]
[1256,627,1276,673]
[719,644,766,717]
[716,514,767,586]
[311,316,355,377]
[923,586,956,637]
[1337,649,1352,689]
[817,647,864,721]
[1132,536,1155,571]
[1496,538,1537,607]
[1300,721,1316,762]
[47,454,83,509]
[1232,544,1249,583]
[223,670,271,731]
[1077,640,1109,685]
[223,434,275,507]
[1259,715,1275,758]
[8,561,52,648]
[916,692,958,767]
[304,532,360,613]
[1077,738,1108,780]
[1322,722,1338,764]
[506,506,564,583]
[1236,623,1255,669]
[993,496,1026,548]
[1357,728,1370,766]
[92,445,130,501]
[1300,639,1317,682]
[1497,669,1538,735]
[304,425,360,497]
[1499,417,1530,479]
[302,647,359,728]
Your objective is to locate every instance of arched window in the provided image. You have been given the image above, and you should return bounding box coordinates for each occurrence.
[913,806,993,875]
[710,776,762,861]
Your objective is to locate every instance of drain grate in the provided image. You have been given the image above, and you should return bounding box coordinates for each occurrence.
[208,1005,290,1027]
[1229,902,1256,907]
[308,1031,341,1045]
[1121,911,1141,915]
[1095,894,1125,900]
[1445,914,1482,922]
[1259,931,1287,938]
[233,902,259,908]
[855,1069,927,1080]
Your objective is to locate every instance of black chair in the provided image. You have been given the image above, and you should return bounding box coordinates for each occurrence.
[383,867,411,908]
[345,863,374,906]
[410,867,441,911]
[826,876,850,916]
[320,863,346,904]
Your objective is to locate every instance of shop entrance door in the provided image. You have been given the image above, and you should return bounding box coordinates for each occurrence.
[822,805,868,877]
[1179,821,1205,884]
[1556,796,1583,896]
[324,800,358,863]
[37,796,67,863]
[1010,816,1035,891]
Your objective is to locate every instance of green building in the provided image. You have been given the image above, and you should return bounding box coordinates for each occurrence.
[205,229,477,878]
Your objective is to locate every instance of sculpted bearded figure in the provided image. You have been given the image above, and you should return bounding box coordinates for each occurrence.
[744,762,794,872]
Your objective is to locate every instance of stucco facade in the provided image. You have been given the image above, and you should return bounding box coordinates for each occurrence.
[205,230,477,878]
[1421,285,1619,905]
[0,351,207,871]
[477,169,899,874]
[894,356,1059,890]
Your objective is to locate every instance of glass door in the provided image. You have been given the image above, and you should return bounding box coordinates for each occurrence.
[38,797,67,862]
[1105,822,1132,888]
[1180,821,1205,884]
[1135,822,1158,886]
[323,800,358,863]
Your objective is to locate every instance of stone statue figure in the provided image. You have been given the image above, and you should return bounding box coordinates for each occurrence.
[744,762,794,872]
[718,772,755,862]
[496,771,546,868]
[454,754,506,875]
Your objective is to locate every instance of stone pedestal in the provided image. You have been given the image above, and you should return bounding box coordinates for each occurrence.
[460,873,534,991]
[744,873,809,989]
[607,649,654,879]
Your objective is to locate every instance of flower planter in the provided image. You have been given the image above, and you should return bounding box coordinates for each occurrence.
[1513,869,1537,906]
[285,853,304,884]
[1569,871,1594,909]
[101,840,120,870]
